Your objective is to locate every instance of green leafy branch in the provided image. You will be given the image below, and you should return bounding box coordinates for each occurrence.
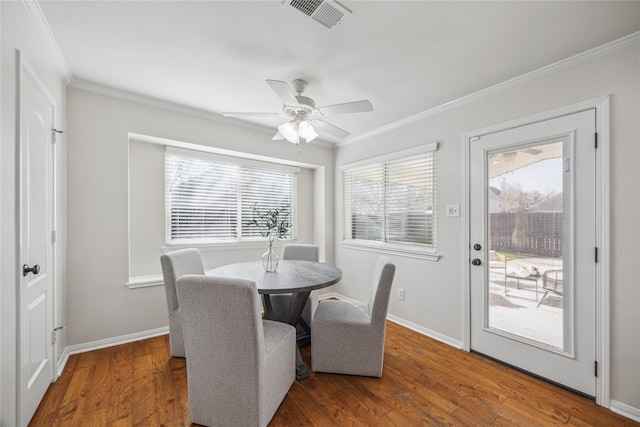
[247,204,292,242]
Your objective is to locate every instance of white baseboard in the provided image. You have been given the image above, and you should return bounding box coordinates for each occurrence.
[610,400,640,423]
[55,326,169,378]
[318,292,463,349]
[386,314,464,349]
[317,291,354,302]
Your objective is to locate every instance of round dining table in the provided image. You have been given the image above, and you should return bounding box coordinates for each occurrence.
[208,260,342,380]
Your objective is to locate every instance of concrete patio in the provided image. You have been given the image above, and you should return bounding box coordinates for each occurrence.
[488,256,564,349]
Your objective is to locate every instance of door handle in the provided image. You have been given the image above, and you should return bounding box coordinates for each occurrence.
[23,264,41,277]
[471,259,482,266]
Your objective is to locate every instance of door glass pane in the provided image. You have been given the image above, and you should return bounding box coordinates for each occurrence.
[487,140,566,350]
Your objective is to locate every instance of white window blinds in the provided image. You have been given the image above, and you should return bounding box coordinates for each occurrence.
[343,148,436,248]
[165,148,296,244]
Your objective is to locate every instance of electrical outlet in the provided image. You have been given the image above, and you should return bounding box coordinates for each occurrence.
[398,288,405,301]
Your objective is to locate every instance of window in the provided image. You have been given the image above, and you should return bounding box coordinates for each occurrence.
[165,148,297,245]
[343,144,437,253]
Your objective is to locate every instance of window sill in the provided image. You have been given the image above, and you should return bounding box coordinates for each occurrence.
[128,240,299,289]
[161,239,297,253]
[126,274,164,289]
[341,240,440,261]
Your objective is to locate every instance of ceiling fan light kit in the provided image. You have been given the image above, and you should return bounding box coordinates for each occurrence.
[276,117,319,145]
[222,78,372,151]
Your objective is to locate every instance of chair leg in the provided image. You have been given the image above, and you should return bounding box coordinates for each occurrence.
[536,290,550,308]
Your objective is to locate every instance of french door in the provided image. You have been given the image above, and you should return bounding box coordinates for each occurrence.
[469,109,596,396]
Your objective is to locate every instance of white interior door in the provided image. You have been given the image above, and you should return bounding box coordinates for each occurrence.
[469,109,596,396]
[19,55,55,426]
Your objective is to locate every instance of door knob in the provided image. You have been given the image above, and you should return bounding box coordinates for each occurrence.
[23,264,41,277]
[471,258,482,266]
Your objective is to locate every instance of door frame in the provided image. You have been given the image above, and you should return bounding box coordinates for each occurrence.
[16,50,58,423]
[462,96,610,406]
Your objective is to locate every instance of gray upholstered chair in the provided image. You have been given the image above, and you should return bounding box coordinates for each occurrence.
[160,248,205,358]
[176,274,296,427]
[268,244,319,329]
[311,256,396,377]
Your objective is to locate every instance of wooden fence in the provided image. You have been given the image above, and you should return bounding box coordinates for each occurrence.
[490,212,562,257]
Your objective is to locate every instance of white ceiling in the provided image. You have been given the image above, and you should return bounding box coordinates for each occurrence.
[39,0,640,144]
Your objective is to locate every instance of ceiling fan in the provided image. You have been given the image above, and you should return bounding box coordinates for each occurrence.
[222,79,373,146]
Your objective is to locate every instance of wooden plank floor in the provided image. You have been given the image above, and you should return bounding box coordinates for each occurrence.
[30,321,637,426]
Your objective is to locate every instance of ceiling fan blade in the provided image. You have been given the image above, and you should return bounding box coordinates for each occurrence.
[266,79,299,106]
[318,100,373,116]
[222,112,287,118]
[312,119,351,139]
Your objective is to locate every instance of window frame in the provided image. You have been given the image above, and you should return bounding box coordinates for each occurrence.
[164,147,299,247]
[341,143,440,261]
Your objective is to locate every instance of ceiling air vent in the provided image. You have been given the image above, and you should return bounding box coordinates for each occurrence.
[283,0,351,29]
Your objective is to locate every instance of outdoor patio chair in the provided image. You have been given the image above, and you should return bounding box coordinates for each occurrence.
[537,269,563,308]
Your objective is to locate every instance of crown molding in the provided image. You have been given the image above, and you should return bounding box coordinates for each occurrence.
[22,0,73,84]
[341,31,640,147]
[70,79,257,126]
[69,79,335,148]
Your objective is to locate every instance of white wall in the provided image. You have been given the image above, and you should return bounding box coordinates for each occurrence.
[65,87,335,346]
[334,43,640,411]
[1,2,68,425]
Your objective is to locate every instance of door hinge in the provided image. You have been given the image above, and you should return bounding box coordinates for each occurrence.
[52,128,64,144]
[52,326,66,344]
[595,247,598,263]
[594,360,598,377]
[594,132,598,149]
[51,230,57,244]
